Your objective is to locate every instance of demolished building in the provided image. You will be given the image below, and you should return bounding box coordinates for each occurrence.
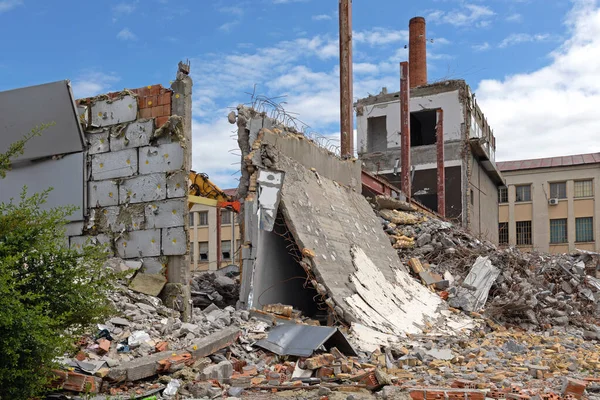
[232,105,472,338]
[355,17,504,243]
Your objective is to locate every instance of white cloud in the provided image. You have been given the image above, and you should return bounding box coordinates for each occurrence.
[506,13,523,22]
[312,14,331,21]
[71,72,120,99]
[0,0,22,13]
[113,2,136,15]
[117,28,137,41]
[476,0,600,161]
[428,4,495,27]
[219,6,244,16]
[498,33,552,48]
[353,28,408,46]
[219,20,240,32]
[472,42,491,51]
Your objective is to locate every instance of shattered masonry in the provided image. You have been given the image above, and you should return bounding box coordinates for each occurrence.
[234,105,472,336]
[70,63,193,317]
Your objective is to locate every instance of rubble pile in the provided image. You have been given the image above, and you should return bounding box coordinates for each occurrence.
[191,271,240,309]
[374,195,600,331]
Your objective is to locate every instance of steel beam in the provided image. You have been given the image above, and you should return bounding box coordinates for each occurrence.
[339,0,354,158]
[400,61,411,201]
[361,169,400,197]
[436,108,445,217]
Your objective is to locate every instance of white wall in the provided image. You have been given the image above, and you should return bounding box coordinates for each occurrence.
[356,90,463,154]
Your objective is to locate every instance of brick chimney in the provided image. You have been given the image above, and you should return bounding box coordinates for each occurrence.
[409,16,427,88]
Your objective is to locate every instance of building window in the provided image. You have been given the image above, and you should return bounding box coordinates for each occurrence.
[550,219,568,244]
[549,182,567,199]
[498,187,508,204]
[199,242,209,261]
[516,221,532,246]
[189,212,195,226]
[575,180,593,198]
[410,110,437,147]
[498,222,509,245]
[576,217,594,242]
[367,116,387,152]
[199,211,208,226]
[515,185,531,202]
[221,241,231,261]
[221,210,231,225]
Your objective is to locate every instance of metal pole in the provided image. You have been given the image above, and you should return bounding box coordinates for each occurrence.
[400,61,411,201]
[339,0,354,158]
[436,108,445,217]
[216,206,222,270]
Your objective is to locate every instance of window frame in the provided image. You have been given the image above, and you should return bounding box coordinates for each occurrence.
[575,217,594,243]
[498,187,508,204]
[498,222,509,245]
[515,184,532,203]
[199,241,209,261]
[199,211,209,226]
[549,218,568,244]
[574,180,594,198]
[221,210,232,225]
[189,212,195,226]
[516,220,532,246]
[549,181,567,199]
[221,240,232,261]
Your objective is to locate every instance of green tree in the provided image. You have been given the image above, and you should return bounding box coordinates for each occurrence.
[0,128,116,399]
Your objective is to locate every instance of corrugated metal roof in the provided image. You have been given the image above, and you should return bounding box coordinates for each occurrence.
[497,152,600,172]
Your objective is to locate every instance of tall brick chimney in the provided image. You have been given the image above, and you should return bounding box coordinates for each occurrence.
[409,16,427,88]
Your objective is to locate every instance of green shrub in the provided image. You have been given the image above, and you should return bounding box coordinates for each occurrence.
[0,189,116,399]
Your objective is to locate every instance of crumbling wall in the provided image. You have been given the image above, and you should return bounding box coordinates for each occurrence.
[234,106,472,335]
[70,66,192,295]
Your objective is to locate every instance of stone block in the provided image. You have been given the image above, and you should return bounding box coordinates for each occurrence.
[145,199,186,229]
[90,95,137,127]
[186,327,241,359]
[91,149,137,180]
[162,227,187,255]
[97,204,145,232]
[141,257,166,274]
[65,221,84,237]
[166,170,187,198]
[86,129,110,154]
[119,173,166,204]
[89,180,119,207]
[115,229,161,258]
[70,234,112,255]
[200,360,233,381]
[111,119,154,151]
[139,143,184,174]
[129,272,167,296]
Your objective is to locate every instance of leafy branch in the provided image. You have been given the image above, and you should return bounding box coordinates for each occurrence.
[0,122,55,178]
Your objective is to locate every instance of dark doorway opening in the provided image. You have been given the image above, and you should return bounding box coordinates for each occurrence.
[410,110,437,147]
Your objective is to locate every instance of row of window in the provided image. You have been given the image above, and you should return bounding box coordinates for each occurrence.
[190,240,240,262]
[498,180,594,203]
[498,217,594,245]
[189,210,238,227]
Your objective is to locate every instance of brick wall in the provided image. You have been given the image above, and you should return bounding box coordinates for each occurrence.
[71,82,189,277]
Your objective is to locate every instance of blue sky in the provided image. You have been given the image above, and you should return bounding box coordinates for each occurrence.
[1,0,599,188]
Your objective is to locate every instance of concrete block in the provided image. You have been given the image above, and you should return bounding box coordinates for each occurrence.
[70,234,112,255]
[91,149,137,180]
[111,119,154,151]
[115,229,161,258]
[187,327,241,359]
[97,204,145,232]
[145,199,186,229]
[141,257,167,274]
[119,173,166,204]
[90,96,137,127]
[129,272,167,296]
[86,129,110,154]
[89,180,119,207]
[65,221,84,237]
[166,170,187,198]
[139,143,184,174]
[77,105,89,127]
[162,227,187,255]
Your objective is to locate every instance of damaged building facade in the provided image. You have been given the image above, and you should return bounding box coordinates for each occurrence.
[355,17,504,243]
[0,63,193,316]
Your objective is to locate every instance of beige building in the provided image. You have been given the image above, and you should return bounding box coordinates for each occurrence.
[497,153,600,253]
[188,189,241,272]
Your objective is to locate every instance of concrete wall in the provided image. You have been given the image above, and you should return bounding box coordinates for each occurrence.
[355,89,463,155]
[499,164,600,253]
[469,156,499,243]
[70,78,191,283]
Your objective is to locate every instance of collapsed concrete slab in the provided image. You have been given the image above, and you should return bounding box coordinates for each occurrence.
[234,106,472,336]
